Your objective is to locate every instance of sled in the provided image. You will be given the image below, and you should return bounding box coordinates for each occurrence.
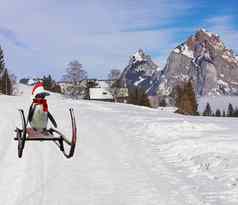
[14,108,77,159]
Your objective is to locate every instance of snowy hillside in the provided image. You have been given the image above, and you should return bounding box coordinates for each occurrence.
[1,84,238,205]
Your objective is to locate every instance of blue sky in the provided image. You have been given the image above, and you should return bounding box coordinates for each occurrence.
[0,0,237,80]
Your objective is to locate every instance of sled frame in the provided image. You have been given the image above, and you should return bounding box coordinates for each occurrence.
[14,108,77,159]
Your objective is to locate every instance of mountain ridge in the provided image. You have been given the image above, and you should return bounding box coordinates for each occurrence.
[158,28,238,96]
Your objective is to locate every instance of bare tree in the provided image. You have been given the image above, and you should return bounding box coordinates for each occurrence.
[9,73,19,95]
[63,60,87,84]
[108,69,121,80]
[62,60,88,99]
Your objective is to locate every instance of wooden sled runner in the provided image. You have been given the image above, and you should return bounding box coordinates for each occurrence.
[14,108,77,159]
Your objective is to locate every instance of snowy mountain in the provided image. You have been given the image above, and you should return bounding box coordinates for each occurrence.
[117,49,161,105]
[158,29,238,96]
[1,84,238,204]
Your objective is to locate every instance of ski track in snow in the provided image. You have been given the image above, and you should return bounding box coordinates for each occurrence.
[0,85,238,204]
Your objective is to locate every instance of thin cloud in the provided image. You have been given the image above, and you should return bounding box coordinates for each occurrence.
[0,0,230,79]
[0,27,29,49]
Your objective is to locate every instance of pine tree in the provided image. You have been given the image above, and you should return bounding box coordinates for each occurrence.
[139,92,150,107]
[127,87,138,105]
[0,46,5,72]
[185,80,198,114]
[43,75,54,90]
[50,84,61,93]
[175,85,182,108]
[233,107,238,117]
[48,74,53,88]
[222,110,226,117]
[203,103,212,116]
[227,103,234,117]
[128,87,150,107]
[159,98,167,107]
[42,74,61,93]
[1,69,12,95]
[0,47,13,95]
[19,78,30,84]
[175,81,198,115]
[215,109,221,117]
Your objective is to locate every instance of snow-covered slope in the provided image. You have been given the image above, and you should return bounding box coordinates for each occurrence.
[1,84,238,205]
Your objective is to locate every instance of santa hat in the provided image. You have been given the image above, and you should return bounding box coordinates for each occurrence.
[32,82,49,98]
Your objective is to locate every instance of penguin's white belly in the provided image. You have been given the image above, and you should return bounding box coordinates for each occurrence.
[30,105,48,130]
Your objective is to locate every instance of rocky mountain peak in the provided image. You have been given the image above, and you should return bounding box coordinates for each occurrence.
[131,49,145,63]
[176,28,238,66]
[126,49,158,74]
[117,49,160,104]
[159,29,238,96]
[190,28,225,50]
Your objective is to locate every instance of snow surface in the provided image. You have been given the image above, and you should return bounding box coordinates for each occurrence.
[217,79,228,86]
[89,88,113,100]
[27,79,35,85]
[231,81,238,86]
[182,44,194,58]
[134,76,145,86]
[173,44,194,59]
[89,81,113,100]
[173,48,180,54]
[1,85,238,204]
[133,51,144,62]
[96,81,110,88]
[201,28,213,37]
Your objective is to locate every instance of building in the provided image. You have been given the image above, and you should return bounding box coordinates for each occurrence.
[89,80,114,102]
[58,79,114,101]
[58,81,74,94]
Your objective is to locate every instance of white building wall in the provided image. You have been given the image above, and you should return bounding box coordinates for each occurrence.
[89,88,113,100]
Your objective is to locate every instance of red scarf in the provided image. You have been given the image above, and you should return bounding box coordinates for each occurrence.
[33,99,48,112]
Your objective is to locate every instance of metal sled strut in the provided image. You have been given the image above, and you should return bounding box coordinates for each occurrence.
[14,108,77,159]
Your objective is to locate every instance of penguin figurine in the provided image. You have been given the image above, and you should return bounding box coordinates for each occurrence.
[28,82,57,132]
